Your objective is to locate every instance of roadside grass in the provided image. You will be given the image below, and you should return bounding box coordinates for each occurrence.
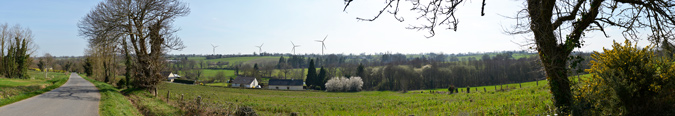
[81,75,141,116]
[0,71,69,107]
[123,88,183,116]
[157,81,555,115]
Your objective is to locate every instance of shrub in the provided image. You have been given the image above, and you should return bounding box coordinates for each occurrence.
[579,40,675,115]
[448,85,456,93]
[325,77,363,92]
[235,106,257,116]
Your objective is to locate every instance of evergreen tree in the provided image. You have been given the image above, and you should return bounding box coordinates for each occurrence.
[317,66,327,89]
[277,56,285,69]
[357,63,365,77]
[253,63,259,71]
[306,59,317,89]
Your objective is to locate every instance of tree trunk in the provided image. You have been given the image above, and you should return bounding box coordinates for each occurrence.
[123,40,132,88]
[527,0,574,113]
[540,52,572,112]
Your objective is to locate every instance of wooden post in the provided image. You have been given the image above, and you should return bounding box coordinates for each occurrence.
[520,83,522,88]
[483,88,486,92]
[166,90,170,102]
[180,94,184,102]
[467,86,470,93]
[154,88,158,97]
[196,96,202,109]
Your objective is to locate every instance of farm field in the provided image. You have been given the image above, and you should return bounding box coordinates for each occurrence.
[185,56,280,67]
[201,69,237,79]
[0,71,69,106]
[157,80,555,115]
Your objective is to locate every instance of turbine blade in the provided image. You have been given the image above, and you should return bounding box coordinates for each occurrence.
[315,40,323,42]
[323,35,328,41]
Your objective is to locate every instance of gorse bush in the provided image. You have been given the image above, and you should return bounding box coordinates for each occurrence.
[578,40,675,115]
[325,77,363,92]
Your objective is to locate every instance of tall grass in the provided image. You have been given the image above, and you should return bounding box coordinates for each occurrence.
[123,88,183,116]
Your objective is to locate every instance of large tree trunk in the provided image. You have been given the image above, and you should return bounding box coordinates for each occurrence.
[528,0,574,113]
[539,51,572,111]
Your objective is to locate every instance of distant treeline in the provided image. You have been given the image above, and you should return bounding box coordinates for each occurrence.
[166,51,593,91]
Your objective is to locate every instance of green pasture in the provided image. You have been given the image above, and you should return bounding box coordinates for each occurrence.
[157,81,555,115]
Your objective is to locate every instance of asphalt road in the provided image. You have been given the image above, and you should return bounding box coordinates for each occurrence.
[0,73,100,116]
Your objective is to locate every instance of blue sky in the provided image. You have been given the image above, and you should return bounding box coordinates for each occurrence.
[0,0,649,57]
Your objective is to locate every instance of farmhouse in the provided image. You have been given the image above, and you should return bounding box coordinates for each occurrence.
[161,71,181,82]
[268,79,304,90]
[231,76,258,88]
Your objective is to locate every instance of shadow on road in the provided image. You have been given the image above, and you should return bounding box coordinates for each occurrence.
[37,85,100,101]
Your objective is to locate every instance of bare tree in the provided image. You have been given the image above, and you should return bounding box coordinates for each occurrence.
[79,0,189,89]
[344,0,675,113]
[40,53,54,78]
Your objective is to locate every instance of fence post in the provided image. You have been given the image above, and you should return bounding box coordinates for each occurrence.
[166,90,170,102]
[196,96,202,109]
[154,88,158,97]
[181,94,184,102]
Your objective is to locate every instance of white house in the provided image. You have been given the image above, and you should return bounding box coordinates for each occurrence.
[231,76,258,88]
[268,79,304,90]
[161,71,181,82]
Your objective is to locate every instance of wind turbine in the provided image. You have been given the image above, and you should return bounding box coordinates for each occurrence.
[291,41,300,55]
[255,43,264,54]
[210,44,219,55]
[315,35,328,55]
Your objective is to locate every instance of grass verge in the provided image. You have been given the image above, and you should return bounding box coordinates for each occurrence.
[0,71,69,107]
[81,75,141,116]
[123,87,183,116]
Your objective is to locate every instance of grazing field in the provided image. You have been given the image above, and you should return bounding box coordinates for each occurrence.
[454,53,536,61]
[186,56,280,67]
[201,69,237,79]
[157,80,555,115]
[0,71,69,107]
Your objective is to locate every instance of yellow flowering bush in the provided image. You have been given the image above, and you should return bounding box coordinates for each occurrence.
[577,40,675,115]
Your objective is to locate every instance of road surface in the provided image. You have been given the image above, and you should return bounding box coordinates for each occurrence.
[0,73,100,116]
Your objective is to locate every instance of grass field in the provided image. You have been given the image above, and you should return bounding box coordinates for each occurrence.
[201,69,237,79]
[82,75,141,116]
[0,71,69,107]
[186,56,280,67]
[157,80,555,115]
[455,53,536,61]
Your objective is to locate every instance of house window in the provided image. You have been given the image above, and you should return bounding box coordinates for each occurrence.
[287,87,290,90]
[276,87,279,89]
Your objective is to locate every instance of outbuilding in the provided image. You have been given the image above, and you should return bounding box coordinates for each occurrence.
[161,71,181,82]
[268,79,303,90]
[231,76,258,88]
